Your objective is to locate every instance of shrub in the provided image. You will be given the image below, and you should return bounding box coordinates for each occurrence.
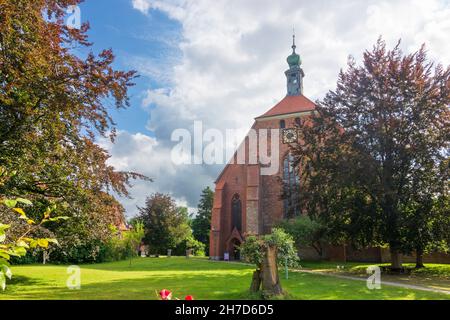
[174,236,206,257]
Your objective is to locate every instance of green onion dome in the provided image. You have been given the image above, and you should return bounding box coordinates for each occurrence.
[287,51,301,67]
[287,34,301,67]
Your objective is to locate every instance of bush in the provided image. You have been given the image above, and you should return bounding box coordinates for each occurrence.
[174,236,206,257]
[277,216,327,257]
[48,239,106,264]
[28,223,144,264]
[241,228,299,268]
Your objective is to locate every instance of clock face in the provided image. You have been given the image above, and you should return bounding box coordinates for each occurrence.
[282,128,298,144]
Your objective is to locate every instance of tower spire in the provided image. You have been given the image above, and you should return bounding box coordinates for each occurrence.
[292,27,296,53]
[285,31,304,96]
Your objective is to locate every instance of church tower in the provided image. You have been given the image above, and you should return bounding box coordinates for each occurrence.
[210,35,316,261]
[285,34,305,96]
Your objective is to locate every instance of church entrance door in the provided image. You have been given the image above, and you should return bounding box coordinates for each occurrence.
[231,238,241,261]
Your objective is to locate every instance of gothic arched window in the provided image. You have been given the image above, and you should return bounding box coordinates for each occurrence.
[231,194,242,232]
[283,153,300,218]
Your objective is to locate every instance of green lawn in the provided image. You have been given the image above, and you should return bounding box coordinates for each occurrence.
[300,260,450,277]
[1,257,449,300]
[298,260,450,291]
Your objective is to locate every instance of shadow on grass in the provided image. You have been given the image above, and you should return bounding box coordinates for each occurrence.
[8,275,42,287]
[1,271,253,300]
[283,272,449,300]
[79,257,251,273]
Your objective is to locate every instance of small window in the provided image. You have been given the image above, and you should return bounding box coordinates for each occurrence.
[280,120,286,129]
[295,117,301,126]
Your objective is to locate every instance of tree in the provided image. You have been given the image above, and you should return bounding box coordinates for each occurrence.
[240,228,298,298]
[0,0,146,198]
[192,187,214,255]
[0,0,150,263]
[402,193,450,268]
[123,221,145,265]
[277,216,328,258]
[290,38,450,269]
[138,193,191,255]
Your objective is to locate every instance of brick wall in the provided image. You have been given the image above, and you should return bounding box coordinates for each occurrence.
[210,113,315,259]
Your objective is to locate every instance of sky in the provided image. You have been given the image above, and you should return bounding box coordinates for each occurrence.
[77,0,450,217]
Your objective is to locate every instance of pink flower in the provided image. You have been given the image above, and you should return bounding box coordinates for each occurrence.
[159,289,172,300]
[185,295,194,300]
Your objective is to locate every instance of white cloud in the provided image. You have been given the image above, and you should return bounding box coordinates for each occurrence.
[98,131,212,217]
[117,0,450,215]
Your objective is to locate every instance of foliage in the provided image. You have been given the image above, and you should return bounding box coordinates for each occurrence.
[125,221,145,257]
[277,216,328,257]
[289,38,450,267]
[0,198,66,290]
[47,192,129,264]
[97,231,126,263]
[174,235,206,257]
[139,194,192,255]
[240,228,299,268]
[0,0,149,263]
[192,187,214,255]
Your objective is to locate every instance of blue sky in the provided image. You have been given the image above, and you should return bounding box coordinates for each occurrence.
[79,0,181,135]
[73,0,450,217]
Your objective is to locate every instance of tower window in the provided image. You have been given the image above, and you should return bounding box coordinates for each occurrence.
[279,120,286,129]
[283,153,300,218]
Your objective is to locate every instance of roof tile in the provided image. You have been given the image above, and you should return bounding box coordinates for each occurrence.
[257,95,315,118]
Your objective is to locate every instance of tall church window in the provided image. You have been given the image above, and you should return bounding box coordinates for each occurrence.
[283,153,300,218]
[231,194,242,232]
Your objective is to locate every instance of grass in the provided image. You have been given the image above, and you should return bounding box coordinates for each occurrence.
[298,260,450,291]
[300,260,450,277]
[0,257,449,300]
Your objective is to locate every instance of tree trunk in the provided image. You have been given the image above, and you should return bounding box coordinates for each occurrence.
[250,269,262,293]
[390,248,402,269]
[261,246,283,296]
[312,242,323,258]
[415,248,425,269]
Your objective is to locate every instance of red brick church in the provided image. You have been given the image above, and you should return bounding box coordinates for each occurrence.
[209,37,450,264]
[209,36,316,260]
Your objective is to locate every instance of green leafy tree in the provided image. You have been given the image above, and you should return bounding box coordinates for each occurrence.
[124,221,145,263]
[93,221,144,264]
[278,216,328,258]
[402,194,450,268]
[138,193,191,255]
[192,187,214,255]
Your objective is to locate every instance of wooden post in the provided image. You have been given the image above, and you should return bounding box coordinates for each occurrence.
[285,256,289,280]
[43,251,50,265]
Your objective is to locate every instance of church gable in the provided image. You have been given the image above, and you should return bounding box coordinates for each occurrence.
[256,95,315,120]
